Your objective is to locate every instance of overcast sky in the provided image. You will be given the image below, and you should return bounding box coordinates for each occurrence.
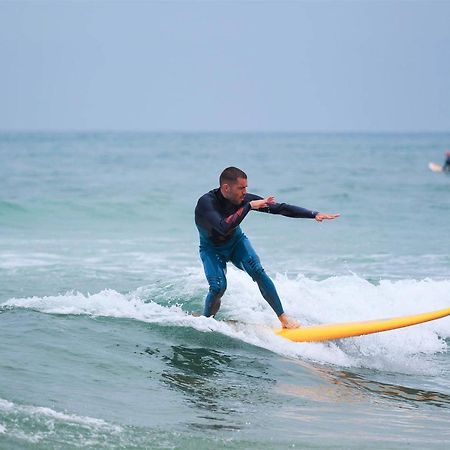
[1,0,449,132]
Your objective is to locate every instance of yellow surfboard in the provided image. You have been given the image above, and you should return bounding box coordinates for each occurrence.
[275,307,450,342]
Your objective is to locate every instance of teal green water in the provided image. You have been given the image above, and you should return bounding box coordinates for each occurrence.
[1,132,450,448]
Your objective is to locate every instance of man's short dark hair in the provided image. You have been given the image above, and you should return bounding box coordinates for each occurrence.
[219,167,247,186]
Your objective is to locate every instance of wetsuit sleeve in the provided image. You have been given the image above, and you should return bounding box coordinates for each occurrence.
[197,195,252,236]
[245,193,318,219]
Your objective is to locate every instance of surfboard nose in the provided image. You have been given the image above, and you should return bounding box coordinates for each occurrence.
[275,307,450,342]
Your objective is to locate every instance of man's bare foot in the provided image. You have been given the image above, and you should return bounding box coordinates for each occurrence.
[279,313,300,329]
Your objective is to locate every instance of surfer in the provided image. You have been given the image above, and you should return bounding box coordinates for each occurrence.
[443,150,450,172]
[195,167,339,329]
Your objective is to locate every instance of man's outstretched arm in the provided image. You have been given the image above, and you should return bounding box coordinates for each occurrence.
[246,194,339,221]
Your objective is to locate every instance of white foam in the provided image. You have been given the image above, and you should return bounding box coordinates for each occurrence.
[0,397,121,432]
[0,398,14,410]
[3,272,449,373]
[0,397,122,444]
[223,270,450,373]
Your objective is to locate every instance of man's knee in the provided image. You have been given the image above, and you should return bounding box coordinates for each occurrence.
[204,276,226,317]
[207,275,227,296]
[244,256,265,281]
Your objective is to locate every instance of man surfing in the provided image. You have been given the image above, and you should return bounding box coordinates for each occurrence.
[195,167,339,329]
[443,150,450,172]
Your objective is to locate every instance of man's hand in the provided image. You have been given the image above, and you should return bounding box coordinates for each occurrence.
[315,213,340,222]
[250,196,276,210]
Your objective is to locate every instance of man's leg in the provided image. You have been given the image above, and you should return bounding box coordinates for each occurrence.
[230,236,284,317]
[200,248,227,317]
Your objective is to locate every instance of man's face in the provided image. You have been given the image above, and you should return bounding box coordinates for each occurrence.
[223,177,248,205]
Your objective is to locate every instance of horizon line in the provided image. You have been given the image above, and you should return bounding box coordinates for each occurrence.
[1,129,450,135]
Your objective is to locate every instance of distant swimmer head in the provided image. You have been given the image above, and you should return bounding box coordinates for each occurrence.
[220,167,248,205]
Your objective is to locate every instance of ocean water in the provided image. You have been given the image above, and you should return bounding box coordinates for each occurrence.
[1,132,449,449]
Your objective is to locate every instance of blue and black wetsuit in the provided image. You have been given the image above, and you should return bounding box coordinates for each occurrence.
[195,188,318,317]
[443,155,450,172]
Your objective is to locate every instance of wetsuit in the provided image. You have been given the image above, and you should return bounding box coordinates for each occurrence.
[443,155,450,172]
[195,188,318,317]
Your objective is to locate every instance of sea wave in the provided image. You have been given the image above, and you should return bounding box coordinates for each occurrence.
[0,398,120,430]
[2,272,450,374]
[0,397,122,445]
[0,200,27,214]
